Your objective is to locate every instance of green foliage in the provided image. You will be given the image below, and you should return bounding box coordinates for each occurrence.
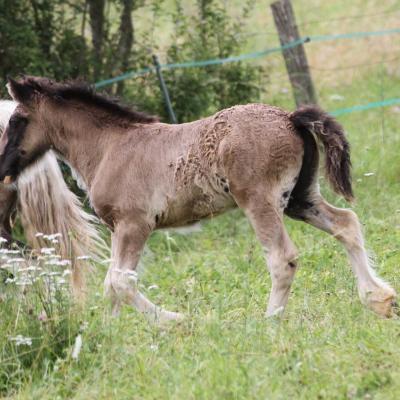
[153,0,264,121]
[0,1,43,87]
[0,1,89,95]
[0,0,265,122]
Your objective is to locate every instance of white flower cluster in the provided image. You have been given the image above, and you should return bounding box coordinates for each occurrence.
[9,335,32,347]
[35,232,62,244]
[0,232,72,294]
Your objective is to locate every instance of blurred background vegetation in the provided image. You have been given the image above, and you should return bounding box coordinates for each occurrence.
[2,1,400,398]
[0,0,265,122]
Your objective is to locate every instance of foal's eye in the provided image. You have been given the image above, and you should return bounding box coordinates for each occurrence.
[20,149,27,156]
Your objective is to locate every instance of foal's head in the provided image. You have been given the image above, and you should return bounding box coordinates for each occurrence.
[0,76,157,183]
[0,77,51,183]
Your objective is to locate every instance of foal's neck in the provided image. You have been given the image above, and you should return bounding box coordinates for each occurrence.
[48,110,111,190]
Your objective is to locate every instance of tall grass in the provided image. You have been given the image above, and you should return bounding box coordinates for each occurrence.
[1,64,400,399]
[2,1,400,397]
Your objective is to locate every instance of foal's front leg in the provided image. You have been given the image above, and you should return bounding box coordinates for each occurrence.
[0,185,17,245]
[104,220,184,324]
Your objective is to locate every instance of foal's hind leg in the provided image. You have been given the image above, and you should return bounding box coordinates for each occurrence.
[288,194,396,317]
[104,220,184,324]
[239,193,299,317]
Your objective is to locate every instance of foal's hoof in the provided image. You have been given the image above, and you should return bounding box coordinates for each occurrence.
[152,309,185,326]
[265,306,285,318]
[364,288,397,318]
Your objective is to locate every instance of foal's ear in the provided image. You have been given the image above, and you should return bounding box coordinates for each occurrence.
[6,77,38,105]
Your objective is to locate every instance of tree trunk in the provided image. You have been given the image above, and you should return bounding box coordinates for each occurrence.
[88,0,106,80]
[30,0,54,60]
[116,0,134,95]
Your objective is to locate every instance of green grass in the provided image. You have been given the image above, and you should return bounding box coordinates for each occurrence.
[2,1,400,399]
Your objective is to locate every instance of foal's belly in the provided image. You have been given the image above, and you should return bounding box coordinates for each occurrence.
[157,181,237,228]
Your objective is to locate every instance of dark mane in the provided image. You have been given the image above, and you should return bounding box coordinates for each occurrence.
[23,76,158,125]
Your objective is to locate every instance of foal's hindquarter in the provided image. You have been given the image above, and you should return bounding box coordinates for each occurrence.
[93,104,395,322]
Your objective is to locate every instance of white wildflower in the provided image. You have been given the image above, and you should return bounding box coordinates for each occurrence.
[329,94,345,101]
[9,258,25,263]
[76,255,91,260]
[63,269,72,276]
[2,249,19,254]
[35,232,44,237]
[48,260,65,266]
[16,278,34,286]
[41,247,56,255]
[47,271,61,276]
[0,237,8,243]
[43,233,62,240]
[150,344,158,351]
[80,321,89,331]
[9,335,32,346]
[364,172,375,177]
[148,284,159,290]
[71,334,82,360]
[124,270,138,283]
[5,277,16,284]
[26,266,41,272]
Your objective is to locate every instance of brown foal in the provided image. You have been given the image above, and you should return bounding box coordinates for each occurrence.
[0,76,395,323]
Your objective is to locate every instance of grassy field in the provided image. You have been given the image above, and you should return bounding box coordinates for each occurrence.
[2,1,400,399]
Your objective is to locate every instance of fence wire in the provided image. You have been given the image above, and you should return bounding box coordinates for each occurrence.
[94,27,400,117]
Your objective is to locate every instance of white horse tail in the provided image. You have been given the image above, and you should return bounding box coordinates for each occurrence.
[0,99,106,297]
[17,151,107,297]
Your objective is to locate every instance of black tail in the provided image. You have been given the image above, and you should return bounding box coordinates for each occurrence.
[289,105,354,202]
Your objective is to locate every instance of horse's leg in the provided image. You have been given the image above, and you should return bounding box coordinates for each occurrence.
[104,220,184,324]
[238,192,299,317]
[287,193,396,317]
[0,185,17,247]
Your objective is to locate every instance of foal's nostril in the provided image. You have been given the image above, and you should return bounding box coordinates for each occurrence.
[288,261,296,268]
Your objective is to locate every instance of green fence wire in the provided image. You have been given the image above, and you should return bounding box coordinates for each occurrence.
[95,27,400,88]
[94,37,310,88]
[94,27,400,117]
[331,98,400,116]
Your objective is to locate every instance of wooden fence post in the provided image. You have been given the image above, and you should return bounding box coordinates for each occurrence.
[271,0,317,107]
